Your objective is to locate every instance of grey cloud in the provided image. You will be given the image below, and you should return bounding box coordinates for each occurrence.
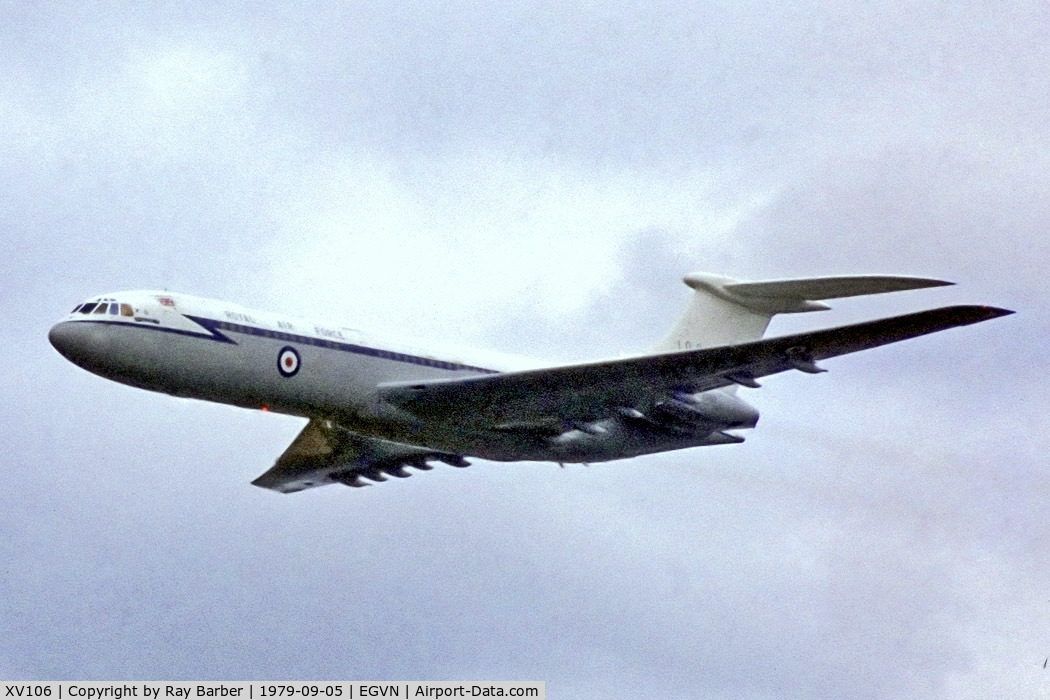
[3,1,1046,697]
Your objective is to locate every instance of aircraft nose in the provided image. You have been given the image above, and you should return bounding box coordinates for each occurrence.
[48,321,104,367]
[48,321,78,358]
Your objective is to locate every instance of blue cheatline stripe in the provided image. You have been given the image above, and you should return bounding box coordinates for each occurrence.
[71,318,238,343]
[70,317,499,374]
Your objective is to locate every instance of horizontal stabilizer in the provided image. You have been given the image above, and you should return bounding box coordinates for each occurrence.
[722,275,953,306]
[684,272,953,315]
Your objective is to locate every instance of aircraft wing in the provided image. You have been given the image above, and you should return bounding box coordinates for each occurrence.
[251,419,470,493]
[377,305,1012,428]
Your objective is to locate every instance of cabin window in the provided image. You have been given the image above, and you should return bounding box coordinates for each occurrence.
[120,304,134,317]
[79,303,98,314]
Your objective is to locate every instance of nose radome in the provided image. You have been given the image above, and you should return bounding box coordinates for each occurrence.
[48,322,77,359]
[48,321,104,368]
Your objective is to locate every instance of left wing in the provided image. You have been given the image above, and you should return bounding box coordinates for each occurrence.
[377,305,1012,428]
[251,419,470,493]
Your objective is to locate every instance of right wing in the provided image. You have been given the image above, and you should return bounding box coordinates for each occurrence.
[377,305,1013,430]
[251,419,469,493]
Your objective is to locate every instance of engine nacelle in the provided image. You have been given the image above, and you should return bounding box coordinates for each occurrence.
[652,390,759,430]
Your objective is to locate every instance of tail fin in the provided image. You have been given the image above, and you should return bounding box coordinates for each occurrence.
[653,272,953,352]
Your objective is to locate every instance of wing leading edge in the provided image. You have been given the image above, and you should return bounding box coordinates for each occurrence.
[377,305,1013,428]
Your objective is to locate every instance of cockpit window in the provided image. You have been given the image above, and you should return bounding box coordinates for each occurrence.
[120,303,133,317]
[108,304,119,314]
[93,303,109,314]
[79,303,98,314]
[71,304,82,313]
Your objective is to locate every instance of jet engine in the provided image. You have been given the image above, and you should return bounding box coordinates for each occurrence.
[650,390,759,432]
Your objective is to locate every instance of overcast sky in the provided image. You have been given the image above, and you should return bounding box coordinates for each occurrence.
[2,1,1046,697]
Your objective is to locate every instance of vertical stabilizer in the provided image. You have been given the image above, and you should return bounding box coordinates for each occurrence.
[652,272,953,353]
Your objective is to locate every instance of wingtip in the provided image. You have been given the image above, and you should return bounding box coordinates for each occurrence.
[956,305,1015,323]
[982,306,1015,318]
[894,277,953,288]
[906,304,1015,330]
[891,276,955,291]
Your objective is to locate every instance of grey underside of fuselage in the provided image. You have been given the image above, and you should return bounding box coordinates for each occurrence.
[67,320,742,464]
[72,320,454,415]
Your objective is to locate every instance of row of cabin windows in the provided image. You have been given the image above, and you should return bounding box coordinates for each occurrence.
[219,322,297,344]
[73,302,134,317]
[223,320,452,369]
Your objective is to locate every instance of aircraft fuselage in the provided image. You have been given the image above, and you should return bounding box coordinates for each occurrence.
[49,290,745,463]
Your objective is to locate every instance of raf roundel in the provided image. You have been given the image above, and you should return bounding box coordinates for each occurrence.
[277,346,301,377]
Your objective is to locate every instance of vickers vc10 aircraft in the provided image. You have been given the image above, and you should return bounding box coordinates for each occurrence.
[49,272,1011,494]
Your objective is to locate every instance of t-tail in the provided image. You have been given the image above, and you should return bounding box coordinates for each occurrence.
[654,272,954,353]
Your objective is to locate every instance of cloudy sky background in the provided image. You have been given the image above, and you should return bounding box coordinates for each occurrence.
[2,1,1046,697]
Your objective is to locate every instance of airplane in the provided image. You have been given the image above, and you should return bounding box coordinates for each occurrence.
[48,272,1012,493]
